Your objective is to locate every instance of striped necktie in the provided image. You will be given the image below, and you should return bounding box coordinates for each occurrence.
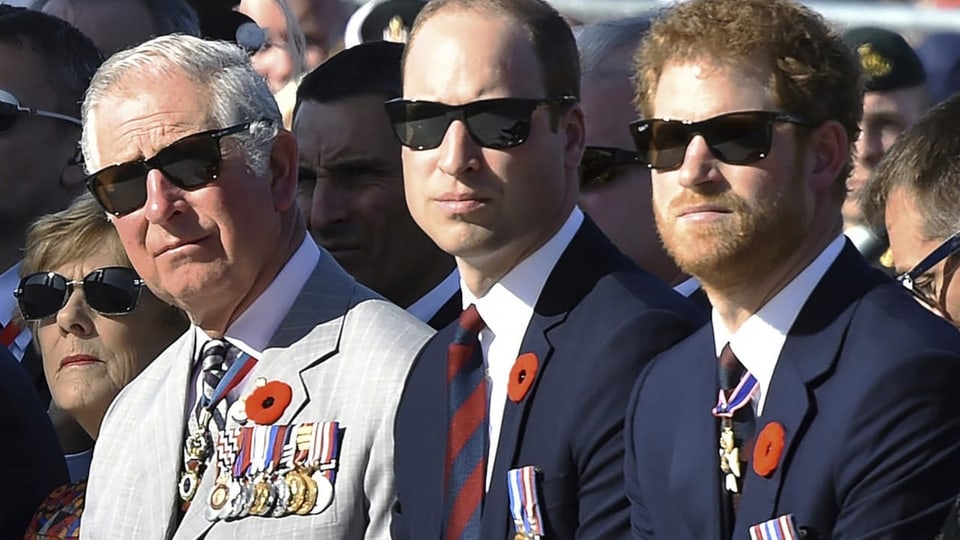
[443,304,487,540]
[196,339,236,432]
[718,343,755,530]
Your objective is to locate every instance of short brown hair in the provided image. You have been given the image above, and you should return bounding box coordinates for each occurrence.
[862,93,960,241]
[634,0,862,198]
[403,0,580,99]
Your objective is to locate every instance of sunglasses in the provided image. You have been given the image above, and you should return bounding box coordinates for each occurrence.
[628,110,812,171]
[897,230,960,313]
[15,267,145,321]
[580,146,642,188]
[85,122,255,216]
[0,89,81,133]
[384,96,577,150]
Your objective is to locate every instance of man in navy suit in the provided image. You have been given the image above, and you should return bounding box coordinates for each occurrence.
[0,345,68,537]
[624,0,960,539]
[390,0,704,538]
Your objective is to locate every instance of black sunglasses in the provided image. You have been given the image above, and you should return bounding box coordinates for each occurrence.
[85,122,257,216]
[897,230,960,312]
[15,267,145,321]
[0,88,81,133]
[580,146,642,188]
[384,96,577,150]
[628,110,812,171]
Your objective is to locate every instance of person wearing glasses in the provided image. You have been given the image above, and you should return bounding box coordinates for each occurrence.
[389,1,704,538]
[623,0,960,539]
[18,194,188,539]
[862,94,960,327]
[78,35,433,538]
[574,15,707,309]
[293,41,460,330]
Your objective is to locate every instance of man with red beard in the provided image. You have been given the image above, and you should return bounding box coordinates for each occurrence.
[623,0,960,539]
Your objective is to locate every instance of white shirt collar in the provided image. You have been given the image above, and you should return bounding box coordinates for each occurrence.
[673,276,701,297]
[193,235,320,358]
[406,268,460,323]
[712,234,845,413]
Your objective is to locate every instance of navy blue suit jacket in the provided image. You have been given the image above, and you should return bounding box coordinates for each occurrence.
[392,218,705,540]
[0,345,68,539]
[625,243,960,540]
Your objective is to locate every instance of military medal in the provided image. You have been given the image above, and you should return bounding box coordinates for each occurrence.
[711,371,758,494]
[507,466,545,540]
[748,513,801,540]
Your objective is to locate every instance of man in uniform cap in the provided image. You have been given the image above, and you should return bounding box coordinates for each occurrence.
[343,0,424,48]
[842,26,929,260]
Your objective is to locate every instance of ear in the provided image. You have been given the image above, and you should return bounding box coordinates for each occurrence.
[268,128,300,212]
[60,145,86,189]
[808,119,848,193]
[562,103,587,172]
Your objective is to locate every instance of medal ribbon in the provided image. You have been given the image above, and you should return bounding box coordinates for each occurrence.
[507,466,544,538]
[711,371,758,418]
[201,351,257,411]
[318,421,342,482]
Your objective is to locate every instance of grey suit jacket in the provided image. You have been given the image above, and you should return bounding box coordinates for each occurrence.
[81,250,434,539]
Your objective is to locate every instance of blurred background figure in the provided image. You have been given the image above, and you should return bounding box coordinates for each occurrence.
[32,0,200,56]
[343,0,423,48]
[575,15,704,304]
[189,0,266,54]
[294,41,458,329]
[18,194,188,538]
[862,93,960,327]
[289,0,352,68]
[0,5,102,469]
[238,0,307,127]
[842,26,930,261]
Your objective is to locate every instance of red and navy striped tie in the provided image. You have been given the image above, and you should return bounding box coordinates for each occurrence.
[443,304,487,540]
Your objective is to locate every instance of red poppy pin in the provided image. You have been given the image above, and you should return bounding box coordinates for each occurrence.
[753,421,786,478]
[508,352,539,403]
[244,379,293,425]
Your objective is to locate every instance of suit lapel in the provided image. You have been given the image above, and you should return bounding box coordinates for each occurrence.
[668,328,725,540]
[736,244,874,529]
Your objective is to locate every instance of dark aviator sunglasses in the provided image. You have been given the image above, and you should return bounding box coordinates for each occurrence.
[897,230,960,313]
[383,96,577,151]
[0,88,81,133]
[85,121,263,216]
[15,267,145,321]
[579,146,642,189]
[628,110,813,171]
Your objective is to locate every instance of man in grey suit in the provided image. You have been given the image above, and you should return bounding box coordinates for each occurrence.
[78,34,433,539]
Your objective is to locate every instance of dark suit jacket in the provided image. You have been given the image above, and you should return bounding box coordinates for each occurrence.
[392,218,706,540]
[626,242,960,540]
[0,345,68,539]
[427,289,461,330]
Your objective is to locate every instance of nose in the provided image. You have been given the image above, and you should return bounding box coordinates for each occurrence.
[437,120,482,177]
[55,287,96,339]
[309,178,351,232]
[676,135,717,189]
[143,168,185,224]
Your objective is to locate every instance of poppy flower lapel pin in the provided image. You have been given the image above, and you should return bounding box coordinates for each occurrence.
[244,378,294,425]
[753,421,786,478]
[508,352,539,403]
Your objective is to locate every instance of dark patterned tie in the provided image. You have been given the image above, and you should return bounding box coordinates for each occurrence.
[718,343,755,531]
[443,304,487,540]
[196,338,236,432]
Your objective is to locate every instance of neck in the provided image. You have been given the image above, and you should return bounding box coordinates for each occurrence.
[706,220,841,333]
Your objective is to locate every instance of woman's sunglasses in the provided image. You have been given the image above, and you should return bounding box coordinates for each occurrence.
[628,110,812,171]
[579,146,642,188]
[897,230,960,314]
[0,88,81,133]
[383,96,577,150]
[15,267,145,321]
[85,122,258,216]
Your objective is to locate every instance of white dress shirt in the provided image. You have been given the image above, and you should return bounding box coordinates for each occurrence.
[461,207,584,490]
[189,236,320,409]
[1,262,32,360]
[406,268,460,324]
[712,234,844,414]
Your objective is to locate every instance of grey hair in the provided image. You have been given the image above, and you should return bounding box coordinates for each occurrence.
[81,34,281,176]
[273,0,308,79]
[30,0,201,37]
[575,15,652,75]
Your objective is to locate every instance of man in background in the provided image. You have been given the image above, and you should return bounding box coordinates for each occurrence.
[293,41,459,328]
